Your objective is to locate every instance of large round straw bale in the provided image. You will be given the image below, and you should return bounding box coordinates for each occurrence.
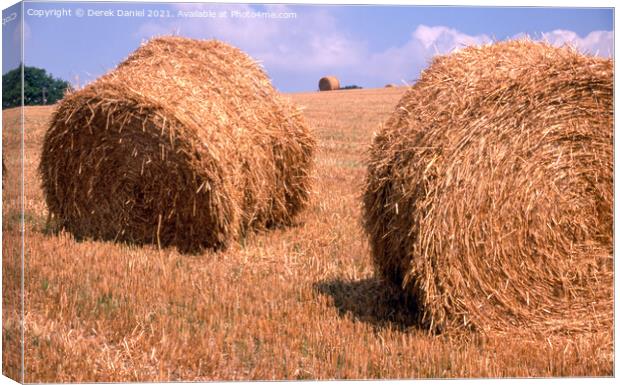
[363,40,613,333]
[40,36,315,253]
[318,76,340,91]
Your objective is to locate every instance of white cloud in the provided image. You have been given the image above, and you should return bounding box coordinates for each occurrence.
[135,3,365,73]
[413,25,492,54]
[352,25,491,86]
[541,29,613,57]
[13,18,30,45]
[133,7,613,90]
[139,12,493,86]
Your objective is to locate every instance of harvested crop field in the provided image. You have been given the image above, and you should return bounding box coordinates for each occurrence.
[2,87,613,381]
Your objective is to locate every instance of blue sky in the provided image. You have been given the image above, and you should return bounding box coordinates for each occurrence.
[2,2,22,74]
[3,2,614,92]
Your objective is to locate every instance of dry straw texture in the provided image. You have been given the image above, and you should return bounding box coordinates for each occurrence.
[319,76,340,91]
[40,36,315,253]
[363,40,613,334]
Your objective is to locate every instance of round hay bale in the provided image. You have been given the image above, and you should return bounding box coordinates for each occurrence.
[318,76,340,91]
[363,40,613,333]
[40,36,315,253]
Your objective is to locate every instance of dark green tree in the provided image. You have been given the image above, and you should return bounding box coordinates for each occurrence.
[2,64,71,109]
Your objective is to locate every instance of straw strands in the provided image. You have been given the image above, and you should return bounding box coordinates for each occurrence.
[363,40,613,334]
[40,36,315,253]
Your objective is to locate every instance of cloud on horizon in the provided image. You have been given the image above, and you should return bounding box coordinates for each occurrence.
[133,4,614,90]
[541,29,613,57]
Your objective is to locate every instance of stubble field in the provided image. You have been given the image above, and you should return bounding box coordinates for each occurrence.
[2,87,613,381]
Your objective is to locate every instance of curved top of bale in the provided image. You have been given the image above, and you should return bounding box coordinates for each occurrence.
[40,36,315,252]
[363,40,613,334]
[318,76,340,91]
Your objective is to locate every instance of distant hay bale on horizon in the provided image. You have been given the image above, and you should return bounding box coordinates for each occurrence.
[384,84,396,88]
[363,40,613,334]
[318,76,340,91]
[40,36,316,253]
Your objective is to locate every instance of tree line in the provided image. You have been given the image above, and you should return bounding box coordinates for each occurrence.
[3,65,71,109]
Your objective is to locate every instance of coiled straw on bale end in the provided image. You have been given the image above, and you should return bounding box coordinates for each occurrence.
[363,40,613,334]
[318,76,340,91]
[40,36,315,253]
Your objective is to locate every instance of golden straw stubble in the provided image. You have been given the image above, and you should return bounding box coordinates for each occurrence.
[363,40,613,335]
[40,36,316,253]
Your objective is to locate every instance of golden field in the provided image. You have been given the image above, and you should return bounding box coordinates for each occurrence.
[2,88,613,381]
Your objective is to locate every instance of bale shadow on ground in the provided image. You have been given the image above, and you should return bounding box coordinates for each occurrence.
[314,277,419,331]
